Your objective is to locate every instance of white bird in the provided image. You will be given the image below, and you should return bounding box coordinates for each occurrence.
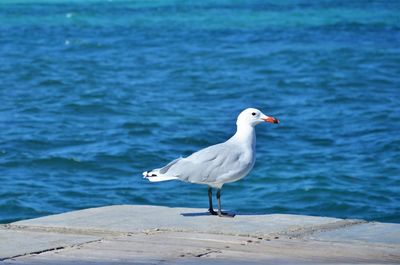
[143,108,279,217]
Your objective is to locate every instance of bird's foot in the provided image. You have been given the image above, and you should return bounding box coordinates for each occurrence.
[208,208,218,215]
[218,211,235,218]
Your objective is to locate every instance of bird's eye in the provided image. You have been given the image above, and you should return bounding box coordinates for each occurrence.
[251,112,256,116]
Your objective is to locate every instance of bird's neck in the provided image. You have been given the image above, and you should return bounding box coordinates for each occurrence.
[230,124,256,149]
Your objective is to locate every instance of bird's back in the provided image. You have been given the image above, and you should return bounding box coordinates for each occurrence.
[163,141,255,186]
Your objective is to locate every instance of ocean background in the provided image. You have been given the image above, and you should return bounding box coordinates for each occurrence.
[0,0,399,224]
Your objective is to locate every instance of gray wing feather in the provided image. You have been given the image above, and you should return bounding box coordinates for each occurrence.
[160,143,248,184]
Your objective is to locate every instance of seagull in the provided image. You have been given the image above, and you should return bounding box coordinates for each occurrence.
[143,108,279,217]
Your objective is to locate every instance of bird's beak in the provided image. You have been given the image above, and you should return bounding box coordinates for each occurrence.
[261,115,280,124]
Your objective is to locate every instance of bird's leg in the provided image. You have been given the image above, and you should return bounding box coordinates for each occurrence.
[208,187,217,215]
[216,188,235,218]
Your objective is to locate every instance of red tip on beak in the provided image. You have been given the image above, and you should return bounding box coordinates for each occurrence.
[262,116,280,124]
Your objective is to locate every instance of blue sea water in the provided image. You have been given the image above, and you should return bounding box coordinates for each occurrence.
[0,0,399,224]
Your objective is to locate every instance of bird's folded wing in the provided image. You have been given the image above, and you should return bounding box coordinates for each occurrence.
[162,143,247,184]
[158,157,183,174]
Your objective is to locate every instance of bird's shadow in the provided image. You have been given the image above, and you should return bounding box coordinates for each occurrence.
[181,212,211,217]
[181,211,268,217]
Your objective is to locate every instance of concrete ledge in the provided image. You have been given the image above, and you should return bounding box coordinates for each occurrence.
[1,205,399,264]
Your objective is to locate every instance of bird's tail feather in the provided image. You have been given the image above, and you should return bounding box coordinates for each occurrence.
[142,157,182,182]
[142,170,178,182]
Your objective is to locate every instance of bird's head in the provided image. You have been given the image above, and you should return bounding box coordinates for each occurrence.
[236,108,280,127]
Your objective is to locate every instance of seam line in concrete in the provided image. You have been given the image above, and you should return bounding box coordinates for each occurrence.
[1,219,367,240]
[0,224,134,237]
[279,219,367,239]
[0,238,102,262]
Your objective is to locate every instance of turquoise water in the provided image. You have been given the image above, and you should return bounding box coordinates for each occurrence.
[1,0,399,223]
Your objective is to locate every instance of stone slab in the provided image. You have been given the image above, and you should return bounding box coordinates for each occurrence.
[3,231,400,265]
[13,205,349,237]
[1,205,399,264]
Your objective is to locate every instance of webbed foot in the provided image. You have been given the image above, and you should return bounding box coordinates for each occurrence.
[209,208,218,215]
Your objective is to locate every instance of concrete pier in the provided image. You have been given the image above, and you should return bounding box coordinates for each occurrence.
[1,205,399,264]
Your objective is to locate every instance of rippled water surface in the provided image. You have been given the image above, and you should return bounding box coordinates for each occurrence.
[1,0,399,223]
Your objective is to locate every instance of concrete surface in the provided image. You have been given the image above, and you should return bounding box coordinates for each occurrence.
[1,205,399,264]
